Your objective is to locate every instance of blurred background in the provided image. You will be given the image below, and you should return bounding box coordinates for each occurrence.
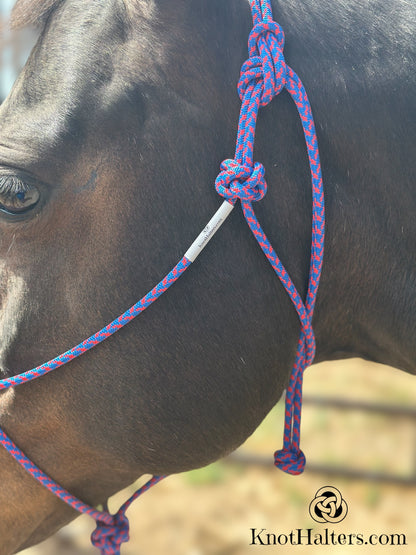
[0,0,36,101]
[1,3,415,554]
[21,360,416,555]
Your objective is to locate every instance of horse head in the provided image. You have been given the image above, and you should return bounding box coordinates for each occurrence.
[0,0,414,552]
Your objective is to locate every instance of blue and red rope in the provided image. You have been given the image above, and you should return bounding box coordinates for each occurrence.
[0,257,191,391]
[215,0,324,474]
[0,1,324,552]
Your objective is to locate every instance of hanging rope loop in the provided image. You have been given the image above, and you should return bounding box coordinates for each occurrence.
[238,20,287,106]
[215,159,267,203]
[216,0,325,477]
[91,511,130,555]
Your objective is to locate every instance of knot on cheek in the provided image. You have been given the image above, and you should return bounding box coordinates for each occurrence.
[215,159,267,204]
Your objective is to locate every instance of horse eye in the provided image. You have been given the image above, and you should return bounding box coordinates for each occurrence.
[0,179,40,215]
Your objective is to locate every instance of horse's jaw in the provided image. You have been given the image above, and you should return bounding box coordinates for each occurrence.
[0,447,78,554]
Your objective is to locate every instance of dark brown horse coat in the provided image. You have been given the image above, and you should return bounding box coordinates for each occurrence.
[0,0,414,552]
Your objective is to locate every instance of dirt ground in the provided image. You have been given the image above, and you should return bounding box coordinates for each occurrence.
[21,360,416,555]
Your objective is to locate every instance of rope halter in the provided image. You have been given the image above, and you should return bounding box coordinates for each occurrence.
[215,0,324,476]
[0,0,324,551]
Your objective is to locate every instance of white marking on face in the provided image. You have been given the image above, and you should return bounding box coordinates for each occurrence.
[0,264,27,369]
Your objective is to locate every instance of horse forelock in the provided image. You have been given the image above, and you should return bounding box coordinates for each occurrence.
[11,0,63,29]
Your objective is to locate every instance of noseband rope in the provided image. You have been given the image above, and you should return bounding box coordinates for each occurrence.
[0,1,324,553]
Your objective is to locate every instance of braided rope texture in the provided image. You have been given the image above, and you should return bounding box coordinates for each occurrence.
[0,259,187,554]
[215,0,325,475]
[0,257,190,391]
[0,0,324,552]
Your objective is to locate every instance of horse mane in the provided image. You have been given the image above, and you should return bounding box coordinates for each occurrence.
[11,0,63,29]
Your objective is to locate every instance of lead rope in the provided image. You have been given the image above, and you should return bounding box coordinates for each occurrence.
[0,1,324,553]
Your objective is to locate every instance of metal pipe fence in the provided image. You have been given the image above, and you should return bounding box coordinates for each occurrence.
[228,395,416,486]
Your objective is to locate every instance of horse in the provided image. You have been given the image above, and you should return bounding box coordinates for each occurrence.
[0,0,414,552]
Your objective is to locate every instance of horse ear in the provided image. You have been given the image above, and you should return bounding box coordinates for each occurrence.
[11,0,61,30]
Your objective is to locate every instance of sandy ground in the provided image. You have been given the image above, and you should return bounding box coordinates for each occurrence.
[20,360,416,554]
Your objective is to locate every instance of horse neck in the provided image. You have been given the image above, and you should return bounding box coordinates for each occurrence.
[165,0,416,374]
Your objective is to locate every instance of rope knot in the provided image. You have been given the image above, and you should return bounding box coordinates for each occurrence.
[274,447,306,476]
[215,159,267,203]
[91,511,130,555]
[238,21,286,106]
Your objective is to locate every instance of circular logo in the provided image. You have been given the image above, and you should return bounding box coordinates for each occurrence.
[309,486,348,524]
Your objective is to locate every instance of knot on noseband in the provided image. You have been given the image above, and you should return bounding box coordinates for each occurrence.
[215,159,267,204]
[274,447,306,476]
[91,511,130,555]
[238,21,286,106]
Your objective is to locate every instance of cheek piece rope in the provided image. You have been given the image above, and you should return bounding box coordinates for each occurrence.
[0,1,324,554]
